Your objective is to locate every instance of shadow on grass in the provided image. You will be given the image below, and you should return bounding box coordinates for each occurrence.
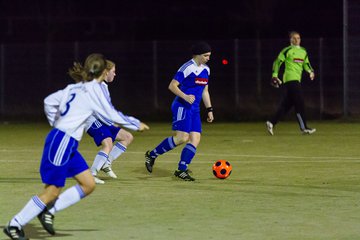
[1,223,99,239]
[0,177,40,183]
[133,167,172,179]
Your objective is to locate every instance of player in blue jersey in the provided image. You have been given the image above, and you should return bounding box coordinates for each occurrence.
[145,41,214,181]
[82,60,149,184]
[3,53,141,240]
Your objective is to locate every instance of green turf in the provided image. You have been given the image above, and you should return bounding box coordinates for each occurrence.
[1,121,360,240]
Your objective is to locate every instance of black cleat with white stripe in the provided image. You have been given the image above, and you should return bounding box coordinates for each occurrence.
[145,151,156,173]
[38,209,56,235]
[174,169,195,181]
[3,224,28,240]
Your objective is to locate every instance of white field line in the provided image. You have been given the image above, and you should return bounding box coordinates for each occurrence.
[0,149,360,162]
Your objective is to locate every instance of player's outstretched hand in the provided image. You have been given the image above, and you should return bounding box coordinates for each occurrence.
[270,77,282,88]
[138,122,150,132]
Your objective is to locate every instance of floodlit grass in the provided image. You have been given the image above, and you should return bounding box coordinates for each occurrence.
[1,121,360,240]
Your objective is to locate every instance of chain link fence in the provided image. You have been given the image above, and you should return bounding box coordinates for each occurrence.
[0,38,352,121]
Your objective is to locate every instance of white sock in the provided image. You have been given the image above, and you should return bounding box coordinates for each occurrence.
[10,196,46,228]
[49,185,85,215]
[91,151,108,175]
[108,142,126,165]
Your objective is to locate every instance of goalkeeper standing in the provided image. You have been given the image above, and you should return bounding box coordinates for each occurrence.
[266,31,316,135]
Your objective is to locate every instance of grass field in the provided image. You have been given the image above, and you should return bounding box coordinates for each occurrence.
[1,121,360,240]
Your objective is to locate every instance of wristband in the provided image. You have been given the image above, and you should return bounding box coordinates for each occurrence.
[206,107,213,113]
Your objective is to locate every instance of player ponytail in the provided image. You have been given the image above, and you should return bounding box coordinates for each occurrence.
[68,53,107,82]
[84,53,107,80]
[68,62,87,83]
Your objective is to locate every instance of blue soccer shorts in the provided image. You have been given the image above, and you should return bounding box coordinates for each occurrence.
[87,120,121,146]
[171,101,202,133]
[39,128,88,187]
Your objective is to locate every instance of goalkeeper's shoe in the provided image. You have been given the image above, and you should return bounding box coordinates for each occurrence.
[266,121,274,136]
[101,166,118,179]
[38,209,56,235]
[174,169,195,181]
[3,224,28,240]
[145,151,156,173]
[302,128,316,135]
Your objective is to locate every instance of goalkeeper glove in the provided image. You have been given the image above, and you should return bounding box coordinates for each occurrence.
[271,77,282,88]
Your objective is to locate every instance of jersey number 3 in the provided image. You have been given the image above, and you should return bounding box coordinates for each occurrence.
[60,93,76,116]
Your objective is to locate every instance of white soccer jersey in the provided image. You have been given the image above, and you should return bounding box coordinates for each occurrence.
[84,82,141,132]
[44,79,139,141]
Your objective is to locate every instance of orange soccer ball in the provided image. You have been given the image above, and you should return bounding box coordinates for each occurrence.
[212,160,232,179]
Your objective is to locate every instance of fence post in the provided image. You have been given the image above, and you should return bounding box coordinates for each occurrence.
[74,41,79,60]
[152,40,159,110]
[256,37,262,104]
[0,44,4,115]
[45,40,52,91]
[234,39,240,108]
[343,0,349,117]
[319,38,324,118]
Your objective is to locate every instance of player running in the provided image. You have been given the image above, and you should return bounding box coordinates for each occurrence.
[266,31,316,135]
[144,41,214,181]
[81,60,149,184]
[3,53,142,240]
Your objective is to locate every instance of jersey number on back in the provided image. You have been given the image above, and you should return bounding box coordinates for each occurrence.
[60,93,76,116]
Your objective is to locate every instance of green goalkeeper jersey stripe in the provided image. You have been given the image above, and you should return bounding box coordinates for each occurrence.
[272,45,313,83]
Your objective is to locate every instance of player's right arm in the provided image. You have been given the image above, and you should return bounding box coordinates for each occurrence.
[272,46,289,78]
[168,79,195,104]
[44,89,65,126]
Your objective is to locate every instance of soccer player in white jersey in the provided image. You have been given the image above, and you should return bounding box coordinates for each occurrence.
[145,42,214,181]
[79,60,149,184]
[3,53,147,240]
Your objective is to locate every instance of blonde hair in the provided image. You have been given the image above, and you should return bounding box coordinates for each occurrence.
[289,31,300,38]
[68,53,107,82]
[106,59,115,70]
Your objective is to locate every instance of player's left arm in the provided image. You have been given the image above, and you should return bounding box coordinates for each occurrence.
[202,85,214,123]
[303,53,315,80]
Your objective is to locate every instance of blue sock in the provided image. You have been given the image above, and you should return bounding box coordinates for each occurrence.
[150,137,176,158]
[178,143,196,171]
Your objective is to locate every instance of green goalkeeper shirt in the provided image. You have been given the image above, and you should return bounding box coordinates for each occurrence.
[272,45,314,83]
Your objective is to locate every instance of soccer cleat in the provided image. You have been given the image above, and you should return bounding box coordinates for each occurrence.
[174,169,195,181]
[3,224,28,240]
[101,166,118,179]
[38,209,56,235]
[302,128,316,135]
[266,121,274,135]
[145,151,156,173]
[93,176,105,184]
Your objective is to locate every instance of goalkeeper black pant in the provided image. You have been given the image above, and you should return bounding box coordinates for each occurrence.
[269,81,309,130]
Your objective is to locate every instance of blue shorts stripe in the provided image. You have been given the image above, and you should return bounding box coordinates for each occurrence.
[54,134,70,166]
[87,121,121,147]
[40,128,87,187]
[171,101,202,133]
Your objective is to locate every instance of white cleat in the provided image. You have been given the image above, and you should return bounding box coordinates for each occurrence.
[101,166,118,179]
[266,121,274,135]
[93,176,105,184]
[302,128,316,135]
